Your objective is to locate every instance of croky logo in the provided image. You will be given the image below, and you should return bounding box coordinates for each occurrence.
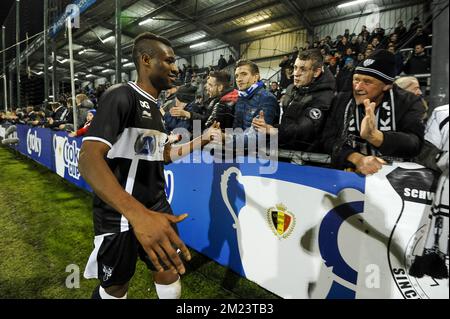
[27,129,42,156]
[266,203,296,239]
[53,135,81,179]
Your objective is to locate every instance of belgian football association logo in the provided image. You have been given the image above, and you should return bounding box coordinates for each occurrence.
[267,203,296,239]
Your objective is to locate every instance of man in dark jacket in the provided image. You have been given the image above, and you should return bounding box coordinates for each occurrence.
[186,70,237,130]
[322,50,425,175]
[403,43,431,92]
[252,49,336,152]
[218,55,228,70]
[45,101,70,129]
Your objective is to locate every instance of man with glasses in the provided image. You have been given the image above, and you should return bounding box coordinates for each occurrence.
[322,50,425,175]
[252,49,335,152]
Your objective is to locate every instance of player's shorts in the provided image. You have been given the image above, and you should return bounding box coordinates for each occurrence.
[84,202,178,287]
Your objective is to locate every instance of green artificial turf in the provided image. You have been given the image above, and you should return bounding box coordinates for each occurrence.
[0,146,278,299]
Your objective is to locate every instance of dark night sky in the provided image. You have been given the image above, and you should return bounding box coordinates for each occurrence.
[1,0,16,26]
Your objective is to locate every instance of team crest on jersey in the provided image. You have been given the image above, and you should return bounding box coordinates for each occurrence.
[102,264,114,281]
[267,203,296,239]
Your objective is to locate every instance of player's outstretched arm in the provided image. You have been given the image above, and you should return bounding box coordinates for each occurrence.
[79,140,191,274]
[164,121,222,163]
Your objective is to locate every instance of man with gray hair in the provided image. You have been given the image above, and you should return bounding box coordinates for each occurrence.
[394,76,428,117]
[394,76,422,97]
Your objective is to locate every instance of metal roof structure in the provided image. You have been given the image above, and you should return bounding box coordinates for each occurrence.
[14,0,424,80]
[0,0,430,108]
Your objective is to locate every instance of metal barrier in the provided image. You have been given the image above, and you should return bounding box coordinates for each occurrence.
[278,149,331,165]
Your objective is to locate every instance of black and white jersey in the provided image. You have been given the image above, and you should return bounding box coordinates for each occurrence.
[425,104,449,152]
[84,82,169,235]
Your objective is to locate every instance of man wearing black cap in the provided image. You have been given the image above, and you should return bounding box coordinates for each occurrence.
[163,84,200,134]
[323,49,425,175]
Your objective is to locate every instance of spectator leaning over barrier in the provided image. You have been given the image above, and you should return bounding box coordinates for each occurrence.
[69,109,96,137]
[233,59,279,130]
[200,70,237,130]
[322,49,425,175]
[252,49,335,152]
[75,94,95,129]
[162,84,200,135]
[45,101,69,129]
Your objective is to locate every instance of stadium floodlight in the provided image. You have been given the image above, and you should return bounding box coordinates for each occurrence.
[123,62,135,68]
[190,42,207,48]
[36,71,43,75]
[86,74,95,78]
[121,58,128,62]
[337,0,370,9]
[138,18,153,26]
[246,23,272,32]
[59,58,68,63]
[78,49,87,55]
[101,69,113,73]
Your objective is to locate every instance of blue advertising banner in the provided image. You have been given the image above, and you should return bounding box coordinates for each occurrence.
[166,154,365,285]
[52,131,91,191]
[2,124,447,299]
[16,125,53,170]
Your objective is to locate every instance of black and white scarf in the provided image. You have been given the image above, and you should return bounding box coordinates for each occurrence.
[344,89,396,157]
[410,151,449,279]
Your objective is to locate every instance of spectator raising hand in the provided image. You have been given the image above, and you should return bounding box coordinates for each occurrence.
[252,110,277,135]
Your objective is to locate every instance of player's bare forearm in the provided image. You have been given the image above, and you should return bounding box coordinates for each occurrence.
[79,141,145,223]
[164,135,209,163]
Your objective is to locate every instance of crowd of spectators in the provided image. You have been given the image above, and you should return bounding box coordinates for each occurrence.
[0,84,102,137]
[279,18,432,94]
[1,17,441,177]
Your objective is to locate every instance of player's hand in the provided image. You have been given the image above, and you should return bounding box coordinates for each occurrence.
[354,155,386,175]
[132,211,191,275]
